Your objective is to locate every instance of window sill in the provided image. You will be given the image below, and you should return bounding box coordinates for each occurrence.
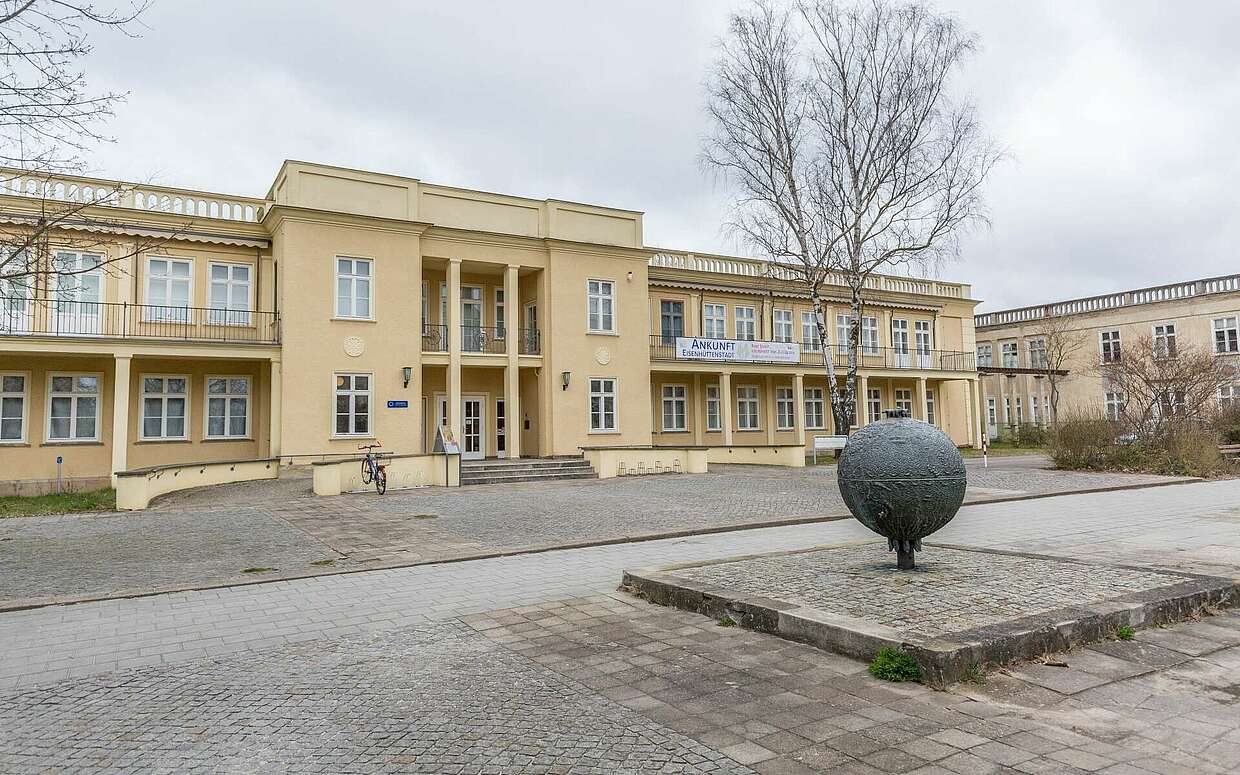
[0,441,30,447]
[586,330,619,337]
[202,437,254,443]
[41,441,103,447]
[331,317,378,324]
[135,439,191,445]
[658,429,690,434]
[588,430,621,435]
[331,434,376,441]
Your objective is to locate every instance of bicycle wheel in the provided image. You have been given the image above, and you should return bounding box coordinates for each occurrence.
[360,458,373,485]
[375,467,387,495]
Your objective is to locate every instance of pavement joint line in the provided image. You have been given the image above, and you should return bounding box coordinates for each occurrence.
[0,475,1205,617]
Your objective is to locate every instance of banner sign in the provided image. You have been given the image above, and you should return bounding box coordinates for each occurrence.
[674,337,800,364]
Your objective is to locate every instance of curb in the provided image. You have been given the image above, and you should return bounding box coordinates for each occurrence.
[0,476,1208,615]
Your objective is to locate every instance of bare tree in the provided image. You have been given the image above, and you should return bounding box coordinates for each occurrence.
[702,0,1000,433]
[0,0,152,302]
[1027,315,1087,426]
[1095,334,1230,437]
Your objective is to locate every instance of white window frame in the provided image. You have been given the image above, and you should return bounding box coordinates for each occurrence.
[1213,316,1238,355]
[837,314,880,355]
[894,388,913,415]
[734,306,756,341]
[866,388,882,424]
[207,261,253,326]
[421,281,431,335]
[586,279,616,333]
[661,384,687,432]
[776,386,795,430]
[1015,396,1024,425]
[804,387,825,430]
[333,372,373,438]
[736,385,760,430]
[1001,341,1019,369]
[703,303,726,339]
[976,344,992,368]
[335,256,374,320]
[1003,396,1012,425]
[772,309,793,343]
[144,256,193,322]
[705,385,722,431]
[494,287,506,340]
[1030,393,1041,426]
[1100,330,1121,364]
[926,388,936,426]
[0,371,29,443]
[205,375,251,440]
[1220,385,1238,408]
[1027,338,1047,369]
[140,374,190,441]
[1104,391,1125,421]
[986,397,996,427]
[801,311,822,351]
[1152,322,1177,359]
[46,372,101,443]
[0,271,32,334]
[588,377,618,433]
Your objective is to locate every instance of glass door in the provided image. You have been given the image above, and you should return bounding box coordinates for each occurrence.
[54,252,103,335]
[891,319,910,368]
[462,397,484,459]
[660,300,684,344]
[496,398,506,458]
[461,286,483,352]
[914,321,932,368]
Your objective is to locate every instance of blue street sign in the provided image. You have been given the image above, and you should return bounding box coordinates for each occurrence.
[387,400,409,409]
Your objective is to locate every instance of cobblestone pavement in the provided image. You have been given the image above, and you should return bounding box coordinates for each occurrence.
[6,591,1240,773]
[668,544,1182,637]
[0,460,1189,609]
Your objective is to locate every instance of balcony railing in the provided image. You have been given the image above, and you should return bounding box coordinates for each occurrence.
[1,297,279,343]
[649,335,975,371]
[462,325,505,354]
[419,325,540,355]
[422,324,447,352]
[519,328,540,355]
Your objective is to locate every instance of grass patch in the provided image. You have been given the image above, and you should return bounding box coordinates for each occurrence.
[717,615,736,627]
[1115,625,1135,641]
[960,445,1048,459]
[0,488,116,517]
[868,647,920,683]
[960,663,986,684]
[309,559,336,567]
[240,567,276,574]
[410,514,437,520]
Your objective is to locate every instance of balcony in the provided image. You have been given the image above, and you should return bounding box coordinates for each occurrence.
[419,324,540,355]
[649,335,975,371]
[1,298,279,344]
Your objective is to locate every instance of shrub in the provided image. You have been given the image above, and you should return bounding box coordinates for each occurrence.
[1012,422,1048,448]
[1050,412,1224,477]
[1212,405,1240,445]
[868,647,920,682]
[1048,411,1119,470]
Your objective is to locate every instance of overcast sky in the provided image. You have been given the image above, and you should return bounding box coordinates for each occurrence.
[81,1,1239,312]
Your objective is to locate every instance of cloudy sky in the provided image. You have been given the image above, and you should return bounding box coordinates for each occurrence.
[80,1,1239,312]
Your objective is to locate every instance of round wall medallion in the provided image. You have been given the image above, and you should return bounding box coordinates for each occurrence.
[594,347,611,365]
[343,336,365,357]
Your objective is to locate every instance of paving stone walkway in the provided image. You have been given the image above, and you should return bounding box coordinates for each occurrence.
[0,460,1189,609]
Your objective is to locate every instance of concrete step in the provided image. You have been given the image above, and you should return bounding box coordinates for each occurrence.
[461,458,592,473]
[460,469,598,485]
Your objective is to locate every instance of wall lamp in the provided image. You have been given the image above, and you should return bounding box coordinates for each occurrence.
[561,371,571,391]
[402,366,412,388]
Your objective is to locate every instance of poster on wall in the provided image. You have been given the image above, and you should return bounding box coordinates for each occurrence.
[674,337,800,364]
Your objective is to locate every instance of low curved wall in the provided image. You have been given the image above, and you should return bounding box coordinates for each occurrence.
[706,444,806,467]
[580,446,709,479]
[116,457,280,510]
[312,453,460,495]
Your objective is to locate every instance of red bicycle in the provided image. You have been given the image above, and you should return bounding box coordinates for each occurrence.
[359,442,388,494]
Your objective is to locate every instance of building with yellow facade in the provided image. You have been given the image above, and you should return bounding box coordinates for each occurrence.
[975,275,1240,437]
[0,161,983,493]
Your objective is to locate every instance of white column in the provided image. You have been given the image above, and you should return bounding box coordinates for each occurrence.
[269,359,282,458]
[447,258,462,446]
[719,371,733,446]
[764,374,776,445]
[504,264,520,459]
[110,355,132,484]
[858,374,869,427]
[916,377,928,421]
[692,372,703,446]
[793,372,806,447]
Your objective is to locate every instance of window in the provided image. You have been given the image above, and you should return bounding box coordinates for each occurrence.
[336,257,373,319]
[986,397,996,427]
[1030,394,1041,426]
[207,377,249,439]
[1043,396,1050,425]
[146,257,192,322]
[977,344,992,367]
[894,388,912,415]
[801,311,822,351]
[736,386,760,430]
[1,373,26,442]
[805,387,825,429]
[1,271,31,333]
[661,385,687,431]
[1001,342,1019,368]
[1015,396,1024,425]
[589,378,617,431]
[776,387,795,430]
[1214,317,1239,354]
[836,314,879,354]
[1100,330,1121,363]
[772,309,793,343]
[1152,323,1176,359]
[660,300,684,342]
[461,286,483,351]
[1027,338,1047,369]
[703,303,726,339]
[926,389,936,426]
[47,374,99,441]
[141,376,188,440]
[208,263,251,325]
[1157,389,1185,418]
[891,319,909,354]
[735,306,756,340]
[495,288,505,339]
[421,282,431,335]
[587,279,615,332]
[866,388,882,424]
[334,373,371,436]
[1221,385,1238,408]
[1003,396,1012,425]
[1104,392,1124,421]
[706,385,721,431]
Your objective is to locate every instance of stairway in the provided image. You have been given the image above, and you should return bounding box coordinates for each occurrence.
[459,457,598,485]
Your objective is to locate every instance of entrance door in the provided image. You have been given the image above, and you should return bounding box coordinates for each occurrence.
[436,394,486,460]
[914,321,932,369]
[462,287,483,352]
[891,319,910,368]
[523,303,538,353]
[496,398,506,458]
[54,252,103,335]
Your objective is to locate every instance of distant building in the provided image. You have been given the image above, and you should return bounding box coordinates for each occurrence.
[975,276,1240,438]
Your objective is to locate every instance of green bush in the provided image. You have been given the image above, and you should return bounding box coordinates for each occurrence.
[1012,422,1048,448]
[1048,411,1119,470]
[1050,413,1224,477]
[1213,405,1240,445]
[868,647,920,682]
